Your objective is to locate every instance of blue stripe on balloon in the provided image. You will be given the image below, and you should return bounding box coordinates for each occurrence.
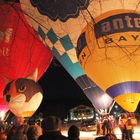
[60,35,73,51]
[106,81,140,98]
[54,48,85,79]
[37,27,86,79]
[38,26,46,40]
[59,53,73,68]
[47,28,58,44]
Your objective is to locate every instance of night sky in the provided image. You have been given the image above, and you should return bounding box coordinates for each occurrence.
[37,58,93,118]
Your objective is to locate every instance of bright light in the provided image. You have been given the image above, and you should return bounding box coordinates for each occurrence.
[0,111,6,121]
[101,94,109,104]
[87,116,94,119]
[114,105,118,109]
[95,113,98,116]
[114,112,116,115]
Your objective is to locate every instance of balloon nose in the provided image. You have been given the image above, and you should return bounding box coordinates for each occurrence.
[6,95,11,102]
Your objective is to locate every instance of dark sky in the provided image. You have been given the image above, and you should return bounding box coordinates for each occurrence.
[37,58,93,118]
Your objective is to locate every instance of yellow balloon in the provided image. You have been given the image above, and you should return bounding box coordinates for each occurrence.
[77,10,140,112]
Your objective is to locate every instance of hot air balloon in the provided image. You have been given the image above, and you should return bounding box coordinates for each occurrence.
[19,0,140,112]
[76,1,140,112]
[0,2,52,116]
[3,69,43,117]
[19,0,114,114]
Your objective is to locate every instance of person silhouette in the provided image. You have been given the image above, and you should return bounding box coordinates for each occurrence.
[38,115,68,140]
[68,125,80,140]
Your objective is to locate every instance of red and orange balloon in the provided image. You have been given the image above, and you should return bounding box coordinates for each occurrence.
[0,2,52,117]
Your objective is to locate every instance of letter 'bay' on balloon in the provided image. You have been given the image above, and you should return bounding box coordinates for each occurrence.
[20,0,140,112]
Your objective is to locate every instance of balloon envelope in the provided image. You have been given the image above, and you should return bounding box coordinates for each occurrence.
[3,70,43,117]
[20,0,114,113]
[0,2,52,116]
[76,2,140,112]
[20,0,140,112]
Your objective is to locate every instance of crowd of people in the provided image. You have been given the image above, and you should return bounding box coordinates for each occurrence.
[118,113,137,140]
[0,113,138,140]
[95,113,138,140]
[96,115,116,136]
[0,115,80,140]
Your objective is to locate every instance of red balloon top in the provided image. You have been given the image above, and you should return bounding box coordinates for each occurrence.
[0,2,53,99]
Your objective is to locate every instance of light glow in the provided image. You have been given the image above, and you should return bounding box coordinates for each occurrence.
[0,111,6,121]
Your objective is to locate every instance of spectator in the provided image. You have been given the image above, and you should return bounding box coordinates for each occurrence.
[109,115,115,134]
[7,117,28,140]
[125,113,136,140]
[7,125,17,140]
[118,113,127,140]
[0,126,7,140]
[27,125,42,140]
[102,116,108,135]
[106,117,112,134]
[38,115,68,140]
[68,125,80,140]
[105,133,117,140]
[96,118,101,135]
[10,125,28,140]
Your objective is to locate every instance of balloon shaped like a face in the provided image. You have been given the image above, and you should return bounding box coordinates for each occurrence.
[3,69,43,117]
[77,10,140,112]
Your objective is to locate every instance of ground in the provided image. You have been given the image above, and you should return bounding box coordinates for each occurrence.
[61,126,140,140]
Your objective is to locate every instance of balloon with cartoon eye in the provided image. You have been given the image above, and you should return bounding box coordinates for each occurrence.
[17,85,27,93]
[0,1,52,112]
[3,69,43,117]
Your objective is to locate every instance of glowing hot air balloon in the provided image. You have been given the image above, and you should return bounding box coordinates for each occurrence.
[0,2,52,96]
[76,2,140,112]
[3,69,43,117]
[0,2,52,116]
[19,0,114,114]
[19,0,140,112]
